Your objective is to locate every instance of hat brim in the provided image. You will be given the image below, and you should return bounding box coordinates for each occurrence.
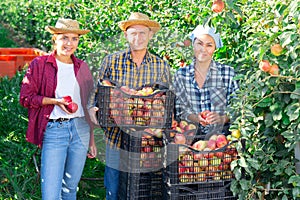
[118,20,161,33]
[45,26,90,35]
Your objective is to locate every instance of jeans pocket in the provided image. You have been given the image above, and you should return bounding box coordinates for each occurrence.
[46,121,54,129]
[74,117,90,150]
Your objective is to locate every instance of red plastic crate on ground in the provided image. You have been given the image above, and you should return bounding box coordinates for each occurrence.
[0,48,47,78]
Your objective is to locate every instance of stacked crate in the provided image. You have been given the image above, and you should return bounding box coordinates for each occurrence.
[97,81,175,200]
[163,131,238,200]
[119,130,165,200]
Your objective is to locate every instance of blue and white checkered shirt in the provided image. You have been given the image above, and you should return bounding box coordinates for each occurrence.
[173,60,239,134]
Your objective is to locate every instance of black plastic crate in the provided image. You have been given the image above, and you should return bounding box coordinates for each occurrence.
[119,170,164,200]
[96,83,175,129]
[165,142,238,185]
[163,181,237,200]
[120,129,165,173]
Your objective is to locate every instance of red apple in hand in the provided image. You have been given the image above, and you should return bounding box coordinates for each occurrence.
[66,102,78,113]
[63,96,72,103]
[200,110,210,119]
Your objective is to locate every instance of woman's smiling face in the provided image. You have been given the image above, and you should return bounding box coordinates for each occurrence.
[193,34,216,63]
[54,33,79,57]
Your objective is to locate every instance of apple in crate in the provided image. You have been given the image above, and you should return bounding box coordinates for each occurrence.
[192,140,207,151]
[216,134,228,148]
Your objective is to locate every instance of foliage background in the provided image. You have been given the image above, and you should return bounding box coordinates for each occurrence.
[0,0,299,199]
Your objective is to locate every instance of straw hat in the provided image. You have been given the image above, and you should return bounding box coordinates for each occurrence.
[45,18,90,35]
[118,12,161,33]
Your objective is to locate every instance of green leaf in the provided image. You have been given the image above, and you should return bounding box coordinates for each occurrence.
[286,103,300,121]
[247,158,260,170]
[238,156,248,168]
[288,175,300,187]
[257,97,273,107]
[291,88,300,99]
[240,179,250,190]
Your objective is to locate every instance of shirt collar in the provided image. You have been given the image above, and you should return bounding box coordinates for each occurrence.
[125,48,153,64]
[189,59,218,78]
[46,51,81,68]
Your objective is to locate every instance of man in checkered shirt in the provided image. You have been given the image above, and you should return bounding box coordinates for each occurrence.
[90,12,171,200]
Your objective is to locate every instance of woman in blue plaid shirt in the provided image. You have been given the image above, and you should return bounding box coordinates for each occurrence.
[173,25,239,136]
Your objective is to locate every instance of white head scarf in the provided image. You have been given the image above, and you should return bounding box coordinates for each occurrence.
[190,25,223,48]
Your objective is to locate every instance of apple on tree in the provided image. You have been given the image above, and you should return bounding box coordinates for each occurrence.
[271,44,283,56]
[269,63,279,75]
[212,0,225,13]
[259,60,271,73]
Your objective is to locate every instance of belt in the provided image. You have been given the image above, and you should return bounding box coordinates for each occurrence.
[48,118,73,122]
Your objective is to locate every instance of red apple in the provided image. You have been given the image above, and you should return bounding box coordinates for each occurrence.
[179,120,189,130]
[66,102,78,113]
[269,64,279,75]
[144,100,152,110]
[218,163,229,170]
[259,60,271,72]
[152,99,164,110]
[193,153,204,160]
[212,0,225,13]
[207,139,217,150]
[216,134,228,148]
[143,146,152,153]
[215,150,224,158]
[63,95,72,103]
[181,154,193,167]
[200,110,210,119]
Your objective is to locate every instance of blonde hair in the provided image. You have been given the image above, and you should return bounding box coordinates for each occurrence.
[51,34,58,50]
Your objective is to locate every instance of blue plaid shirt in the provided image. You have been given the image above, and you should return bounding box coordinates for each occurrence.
[173,60,239,134]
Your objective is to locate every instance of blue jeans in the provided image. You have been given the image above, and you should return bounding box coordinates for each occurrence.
[41,117,90,200]
[104,145,120,200]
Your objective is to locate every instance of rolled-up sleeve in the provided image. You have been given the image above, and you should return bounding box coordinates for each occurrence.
[19,59,45,108]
